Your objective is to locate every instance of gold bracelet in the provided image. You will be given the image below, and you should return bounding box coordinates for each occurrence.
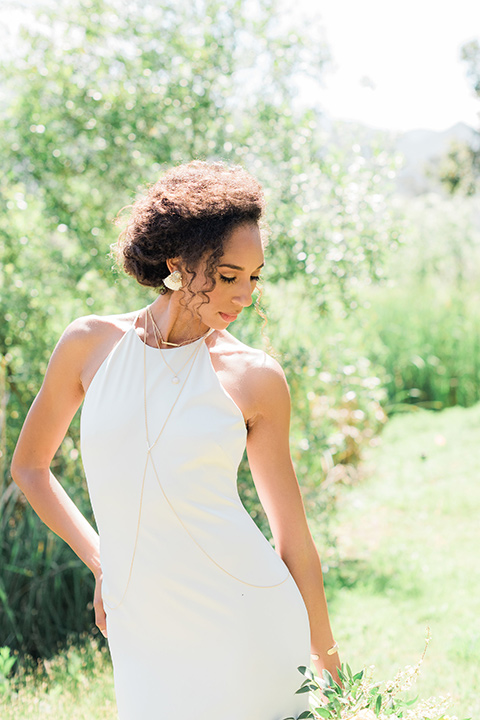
[311,641,338,661]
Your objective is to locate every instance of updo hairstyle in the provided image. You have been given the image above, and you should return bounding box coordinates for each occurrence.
[114,160,266,294]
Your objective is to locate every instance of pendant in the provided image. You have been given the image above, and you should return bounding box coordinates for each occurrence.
[172,376,180,384]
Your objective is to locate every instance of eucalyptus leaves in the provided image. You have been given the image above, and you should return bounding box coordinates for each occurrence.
[283,632,467,720]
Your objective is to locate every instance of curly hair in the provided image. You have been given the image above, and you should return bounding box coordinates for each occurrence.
[113,160,267,294]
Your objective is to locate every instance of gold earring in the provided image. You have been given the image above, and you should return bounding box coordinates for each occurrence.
[163,270,183,291]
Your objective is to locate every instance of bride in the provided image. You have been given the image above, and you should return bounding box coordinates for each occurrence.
[11,160,341,719]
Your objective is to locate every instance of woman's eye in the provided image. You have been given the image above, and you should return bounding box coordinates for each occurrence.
[219,274,262,284]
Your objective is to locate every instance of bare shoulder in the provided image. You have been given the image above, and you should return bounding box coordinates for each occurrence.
[62,311,135,345]
[210,330,284,376]
[52,311,138,393]
[209,331,290,421]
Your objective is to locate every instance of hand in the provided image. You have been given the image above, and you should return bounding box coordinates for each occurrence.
[94,573,108,638]
[311,651,342,689]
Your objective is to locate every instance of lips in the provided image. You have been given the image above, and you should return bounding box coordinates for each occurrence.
[220,312,239,322]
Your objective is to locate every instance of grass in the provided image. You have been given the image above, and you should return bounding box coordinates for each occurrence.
[0,635,116,719]
[323,402,480,719]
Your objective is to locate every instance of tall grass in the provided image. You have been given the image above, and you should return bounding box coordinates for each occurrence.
[360,193,480,411]
[0,487,97,660]
[358,280,480,410]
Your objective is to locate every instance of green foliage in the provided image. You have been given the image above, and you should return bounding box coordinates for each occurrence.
[0,490,97,659]
[0,634,115,718]
[0,647,16,696]
[461,39,480,99]
[0,0,402,661]
[437,140,479,196]
[438,38,480,196]
[285,636,463,719]
[353,194,480,412]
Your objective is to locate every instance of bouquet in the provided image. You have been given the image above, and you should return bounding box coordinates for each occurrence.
[283,631,468,720]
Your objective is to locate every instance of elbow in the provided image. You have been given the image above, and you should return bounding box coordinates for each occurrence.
[10,455,24,488]
[277,533,317,568]
[10,452,34,491]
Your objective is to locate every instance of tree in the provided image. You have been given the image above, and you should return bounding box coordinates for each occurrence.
[439,39,480,195]
[1,0,400,657]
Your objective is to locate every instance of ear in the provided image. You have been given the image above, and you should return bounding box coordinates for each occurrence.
[165,257,183,274]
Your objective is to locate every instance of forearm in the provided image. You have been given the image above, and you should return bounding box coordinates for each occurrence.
[280,535,340,680]
[11,466,101,578]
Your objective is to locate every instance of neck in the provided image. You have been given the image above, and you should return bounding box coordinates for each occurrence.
[147,295,209,346]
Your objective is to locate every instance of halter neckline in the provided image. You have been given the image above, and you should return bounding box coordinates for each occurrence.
[131,307,215,352]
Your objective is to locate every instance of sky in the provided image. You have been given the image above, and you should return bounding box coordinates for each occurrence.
[297,0,480,133]
[4,0,480,134]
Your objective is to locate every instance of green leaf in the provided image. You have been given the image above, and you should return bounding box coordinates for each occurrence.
[331,696,342,713]
[315,709,331,719]
[331,679,343,694]
[298,712,315,719]
[353,669,364,681]
[322,669,335,687]
[375,693,383,713]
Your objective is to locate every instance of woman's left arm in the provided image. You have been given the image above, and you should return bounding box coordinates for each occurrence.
[245,355,341,683]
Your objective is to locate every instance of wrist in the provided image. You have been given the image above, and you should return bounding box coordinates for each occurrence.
[311,640,339,661]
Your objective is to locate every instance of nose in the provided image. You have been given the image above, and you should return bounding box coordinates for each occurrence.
[233,280,254,309]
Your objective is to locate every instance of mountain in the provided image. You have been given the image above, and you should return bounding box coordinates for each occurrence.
[394,122,478,196]
[319,116,478,196]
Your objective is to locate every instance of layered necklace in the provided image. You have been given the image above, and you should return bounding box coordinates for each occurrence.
[146,306,210,384]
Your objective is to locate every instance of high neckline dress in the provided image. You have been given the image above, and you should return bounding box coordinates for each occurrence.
[80,313,311,719]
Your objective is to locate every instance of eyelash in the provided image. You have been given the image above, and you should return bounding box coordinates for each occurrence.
[219,275,261,284]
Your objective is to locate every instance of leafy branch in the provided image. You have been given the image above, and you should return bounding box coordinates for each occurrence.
[283,630,469,720]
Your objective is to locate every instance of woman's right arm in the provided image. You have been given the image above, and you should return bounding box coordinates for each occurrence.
[10,317,107,635]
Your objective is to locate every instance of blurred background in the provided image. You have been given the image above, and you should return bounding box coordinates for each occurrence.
[1,0,479,717]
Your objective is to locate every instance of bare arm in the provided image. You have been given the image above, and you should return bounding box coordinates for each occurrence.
[245,356,341,682]
[10,318,106,635]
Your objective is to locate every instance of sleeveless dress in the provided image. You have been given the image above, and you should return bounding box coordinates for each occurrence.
[80,313,312,720]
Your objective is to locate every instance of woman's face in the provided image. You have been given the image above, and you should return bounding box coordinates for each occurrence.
[184,223,265,330]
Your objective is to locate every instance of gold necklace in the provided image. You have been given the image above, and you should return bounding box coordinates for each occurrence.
[147,306,207,347]
[103,310,204,610]
[148,312,204,384]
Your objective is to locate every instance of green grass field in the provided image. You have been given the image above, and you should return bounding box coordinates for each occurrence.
[2,403,479,718]
[325,402,480,719]
[0,637,116,719]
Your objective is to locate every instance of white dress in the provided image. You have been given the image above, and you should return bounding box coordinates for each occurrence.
[80,313,311,719]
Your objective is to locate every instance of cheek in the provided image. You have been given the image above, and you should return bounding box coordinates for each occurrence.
[207,283,229,304]
[192,286,223,319]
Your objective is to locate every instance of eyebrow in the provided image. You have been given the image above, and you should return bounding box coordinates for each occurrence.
[217,263,265,271]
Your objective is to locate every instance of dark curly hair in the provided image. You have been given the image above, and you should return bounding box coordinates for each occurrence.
[113,160,267,294]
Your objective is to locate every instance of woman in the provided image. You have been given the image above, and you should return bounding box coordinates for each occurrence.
[11,160,340,719]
